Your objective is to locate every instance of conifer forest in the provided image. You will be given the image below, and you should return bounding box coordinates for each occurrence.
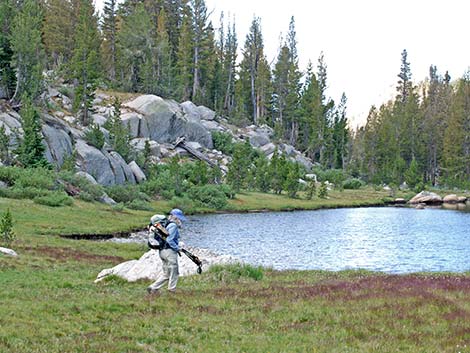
[1,0,470,189]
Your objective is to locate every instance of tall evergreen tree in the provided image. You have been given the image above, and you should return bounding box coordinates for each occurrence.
[190,0,209,102]
[239,17,265,125]
[272,44,290,134]
[332,93,349,169]
[155,8,173,97]
[43,0,75,69]
[106,97,131,161]
[15,96,49,168]
[101,0,118,83]
[442,73,470,187]
[10,0,45,103]
[0,0,16,99]
[116,3,156,93]
[422,66,451,185]
[175,5,193,101]
[71,0,101,125]
[284,17,302,146]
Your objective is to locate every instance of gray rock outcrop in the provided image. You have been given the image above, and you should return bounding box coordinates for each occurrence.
[75,140,136,186]
[124,95,213,149]
[128,161,146,183]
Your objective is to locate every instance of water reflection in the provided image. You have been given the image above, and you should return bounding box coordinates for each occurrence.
[184,207,470,274]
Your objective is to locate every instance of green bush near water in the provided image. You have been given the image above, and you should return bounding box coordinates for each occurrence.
[342,178,365,190]
[208,263,264,282]
[33,191,73,207]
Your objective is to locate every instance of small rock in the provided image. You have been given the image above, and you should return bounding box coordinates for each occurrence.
[443,194,459,204]
[0,247,18,257]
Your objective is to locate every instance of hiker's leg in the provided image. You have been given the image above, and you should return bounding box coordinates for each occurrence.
[167,250,179,291]
[148,250,170,290]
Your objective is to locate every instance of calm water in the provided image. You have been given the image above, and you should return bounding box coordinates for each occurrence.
[183,206,470,274]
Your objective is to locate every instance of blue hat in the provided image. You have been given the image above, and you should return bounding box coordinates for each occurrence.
[170,208,187,222]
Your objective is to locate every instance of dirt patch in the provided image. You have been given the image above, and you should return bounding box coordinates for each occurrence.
[23,246,125,264]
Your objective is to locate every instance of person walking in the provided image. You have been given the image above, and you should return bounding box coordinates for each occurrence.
[147,208,187,295]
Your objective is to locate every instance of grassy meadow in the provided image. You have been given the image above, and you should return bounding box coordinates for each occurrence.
[1,190,470,352]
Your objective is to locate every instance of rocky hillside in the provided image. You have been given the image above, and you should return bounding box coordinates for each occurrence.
[0,89,313,186]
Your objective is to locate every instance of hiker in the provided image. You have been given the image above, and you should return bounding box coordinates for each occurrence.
[147,208,187,295]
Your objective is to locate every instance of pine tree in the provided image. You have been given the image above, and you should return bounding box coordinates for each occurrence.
[285,161,301,198]
[155,8,173,97]
[117,3,154,93]
[190,0,210,102]
[422,66,451,185]
[106,97,131,161]
[10,0,45,103]
[175,6,193,101]
[0,124,10,164]
[222,17,237,115]
[101,0,118,83]
[71,0,101,125]
[0,0,16,99]
[442,73,470,187]
[43,0,75,69]
[239,17,265,125]
[284,17,302,146]
[404,158,421,188]
[272,45,290,134]
[15,96,49,168]
[332,93,349,169]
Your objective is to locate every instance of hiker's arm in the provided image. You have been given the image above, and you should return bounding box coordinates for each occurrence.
[165,223,180,251]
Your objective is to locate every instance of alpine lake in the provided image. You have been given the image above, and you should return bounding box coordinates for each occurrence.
[180,204,470,274]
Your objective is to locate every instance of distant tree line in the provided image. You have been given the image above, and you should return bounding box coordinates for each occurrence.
[351,49,470,189]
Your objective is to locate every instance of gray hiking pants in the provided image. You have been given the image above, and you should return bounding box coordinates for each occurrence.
[149,248,179,291]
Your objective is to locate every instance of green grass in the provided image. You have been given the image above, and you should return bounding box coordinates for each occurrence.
[226,187,393,212]
[1,191,469,352]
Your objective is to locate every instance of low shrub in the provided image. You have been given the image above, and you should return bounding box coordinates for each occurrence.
[0,186,50,199]
[314,168,349,187]
[106,184,149,203]
[218,184,236,199]
[212,131,235,155]
[342,178,365,190]
[0,208,15,246]
[208,263,264,282]
[0,166,55,190]
[125,199,154,211]
[59,172,104,202]
[34,191,73,207]
[0,166,21,186]
[84,123,105,150]
[140,172,176,200]
[111,203,125,212]
[169,195,197,214]
[187,184,228,209]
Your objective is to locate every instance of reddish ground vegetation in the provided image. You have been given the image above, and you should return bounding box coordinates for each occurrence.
[22,246,125,264]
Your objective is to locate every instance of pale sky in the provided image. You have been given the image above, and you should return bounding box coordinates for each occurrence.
[95,0,470,127]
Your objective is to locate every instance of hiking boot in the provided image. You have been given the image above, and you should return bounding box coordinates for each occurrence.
[146,287,160,295]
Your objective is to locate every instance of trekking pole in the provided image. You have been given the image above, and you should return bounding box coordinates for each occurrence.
[180,248,203,274]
